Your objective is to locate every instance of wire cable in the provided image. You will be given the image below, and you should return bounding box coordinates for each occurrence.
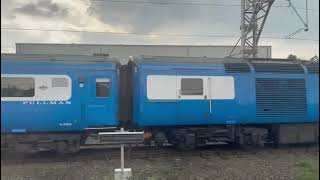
[91,0,319,12]
[2,27,319,41]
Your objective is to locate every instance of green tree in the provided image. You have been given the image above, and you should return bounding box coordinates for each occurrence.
[287,54,299,60]
[310,55,319,61]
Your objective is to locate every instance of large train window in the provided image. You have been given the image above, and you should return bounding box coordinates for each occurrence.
[180,78,203,95]
[1,77,35,97]
[1,74,71,101]
[96,78,110,97]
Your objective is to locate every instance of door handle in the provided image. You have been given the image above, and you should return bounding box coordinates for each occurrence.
[209,99,212,114]
[208,77,212,114]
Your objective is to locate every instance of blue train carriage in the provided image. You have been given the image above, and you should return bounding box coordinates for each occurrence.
[130,56,319,149]
[1,54,120,153]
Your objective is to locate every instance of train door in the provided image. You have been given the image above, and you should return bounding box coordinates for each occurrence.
[176,75,210,124]
[85,72,117,127]
[207,76,236,123]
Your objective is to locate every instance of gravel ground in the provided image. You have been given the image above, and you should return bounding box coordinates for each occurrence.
[1,148,319,180]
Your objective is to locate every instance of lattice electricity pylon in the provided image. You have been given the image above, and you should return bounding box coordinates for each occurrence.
[241,0,275,58]
[229,0,274,58]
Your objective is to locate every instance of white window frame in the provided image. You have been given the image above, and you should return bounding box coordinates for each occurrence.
[1,74,72,101]
[147,75,177,100]
[209,76,235,100]
[147,75,235,100]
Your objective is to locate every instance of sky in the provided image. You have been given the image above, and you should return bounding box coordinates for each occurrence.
[1,0,319,59]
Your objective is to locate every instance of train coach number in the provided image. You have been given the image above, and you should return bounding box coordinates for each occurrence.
[59,123,73,127]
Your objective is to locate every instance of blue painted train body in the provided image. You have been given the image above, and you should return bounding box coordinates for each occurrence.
[1,54,119,134]
[1,54,319,152]
[131,56,319,127]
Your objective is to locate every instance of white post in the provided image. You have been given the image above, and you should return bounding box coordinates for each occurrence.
[114,128,132,180]
[113,128,133,180]
[120,127,124,179]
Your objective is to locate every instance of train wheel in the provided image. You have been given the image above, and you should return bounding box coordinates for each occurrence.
[67,139,80,154]
[154,132,167,147]
[177,133,196,151]
[238,129,266,150]
[56,140,80,154]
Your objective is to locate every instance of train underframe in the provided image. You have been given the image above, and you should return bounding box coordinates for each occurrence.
[146,123,319,150]
[1,133,82,154]
[1,123,319,153]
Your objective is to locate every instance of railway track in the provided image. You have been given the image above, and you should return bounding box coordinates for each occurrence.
[1,144,318,165]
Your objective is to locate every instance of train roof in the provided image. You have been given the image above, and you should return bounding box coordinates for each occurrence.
[131,55,242,64]
[131,55,318,65]
[1,53,121,65]
[131,55,319,74]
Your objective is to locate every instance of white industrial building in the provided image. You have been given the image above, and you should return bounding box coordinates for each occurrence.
[16,43,272,63]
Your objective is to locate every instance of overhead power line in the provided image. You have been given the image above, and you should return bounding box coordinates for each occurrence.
[91,0,319,12]
[92,0,238,6]
[2,27,319,41]
[285,0,309,39]
[1,27,237,38]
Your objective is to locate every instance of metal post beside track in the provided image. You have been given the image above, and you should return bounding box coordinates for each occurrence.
[98,128,144,180]
[120,128,125,180]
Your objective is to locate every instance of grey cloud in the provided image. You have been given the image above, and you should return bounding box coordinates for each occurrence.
[1,0,18,19]
[1,0,318,58]
[88,0,319,40]
[14,0,68,18]
[88,1,208,33]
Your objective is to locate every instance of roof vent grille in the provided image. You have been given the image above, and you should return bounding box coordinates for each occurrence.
[224,63,251,73]
[252,63,304,74]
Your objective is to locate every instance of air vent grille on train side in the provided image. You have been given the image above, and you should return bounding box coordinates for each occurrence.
[304,63,319,74]
[256,79,307,119]
[252,63,304,74]
[224,63,251,73]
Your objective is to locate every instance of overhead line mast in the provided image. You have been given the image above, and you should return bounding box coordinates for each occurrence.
[230,0,274,58]
[240,0,274,58]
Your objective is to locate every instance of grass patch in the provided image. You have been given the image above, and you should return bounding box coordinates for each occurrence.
[296,159,319,180]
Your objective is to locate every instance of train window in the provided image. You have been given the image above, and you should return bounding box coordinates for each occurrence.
[1,77,35,97]
[180,78,203,95]
[96,78,110,97]
[52,78,68,87]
